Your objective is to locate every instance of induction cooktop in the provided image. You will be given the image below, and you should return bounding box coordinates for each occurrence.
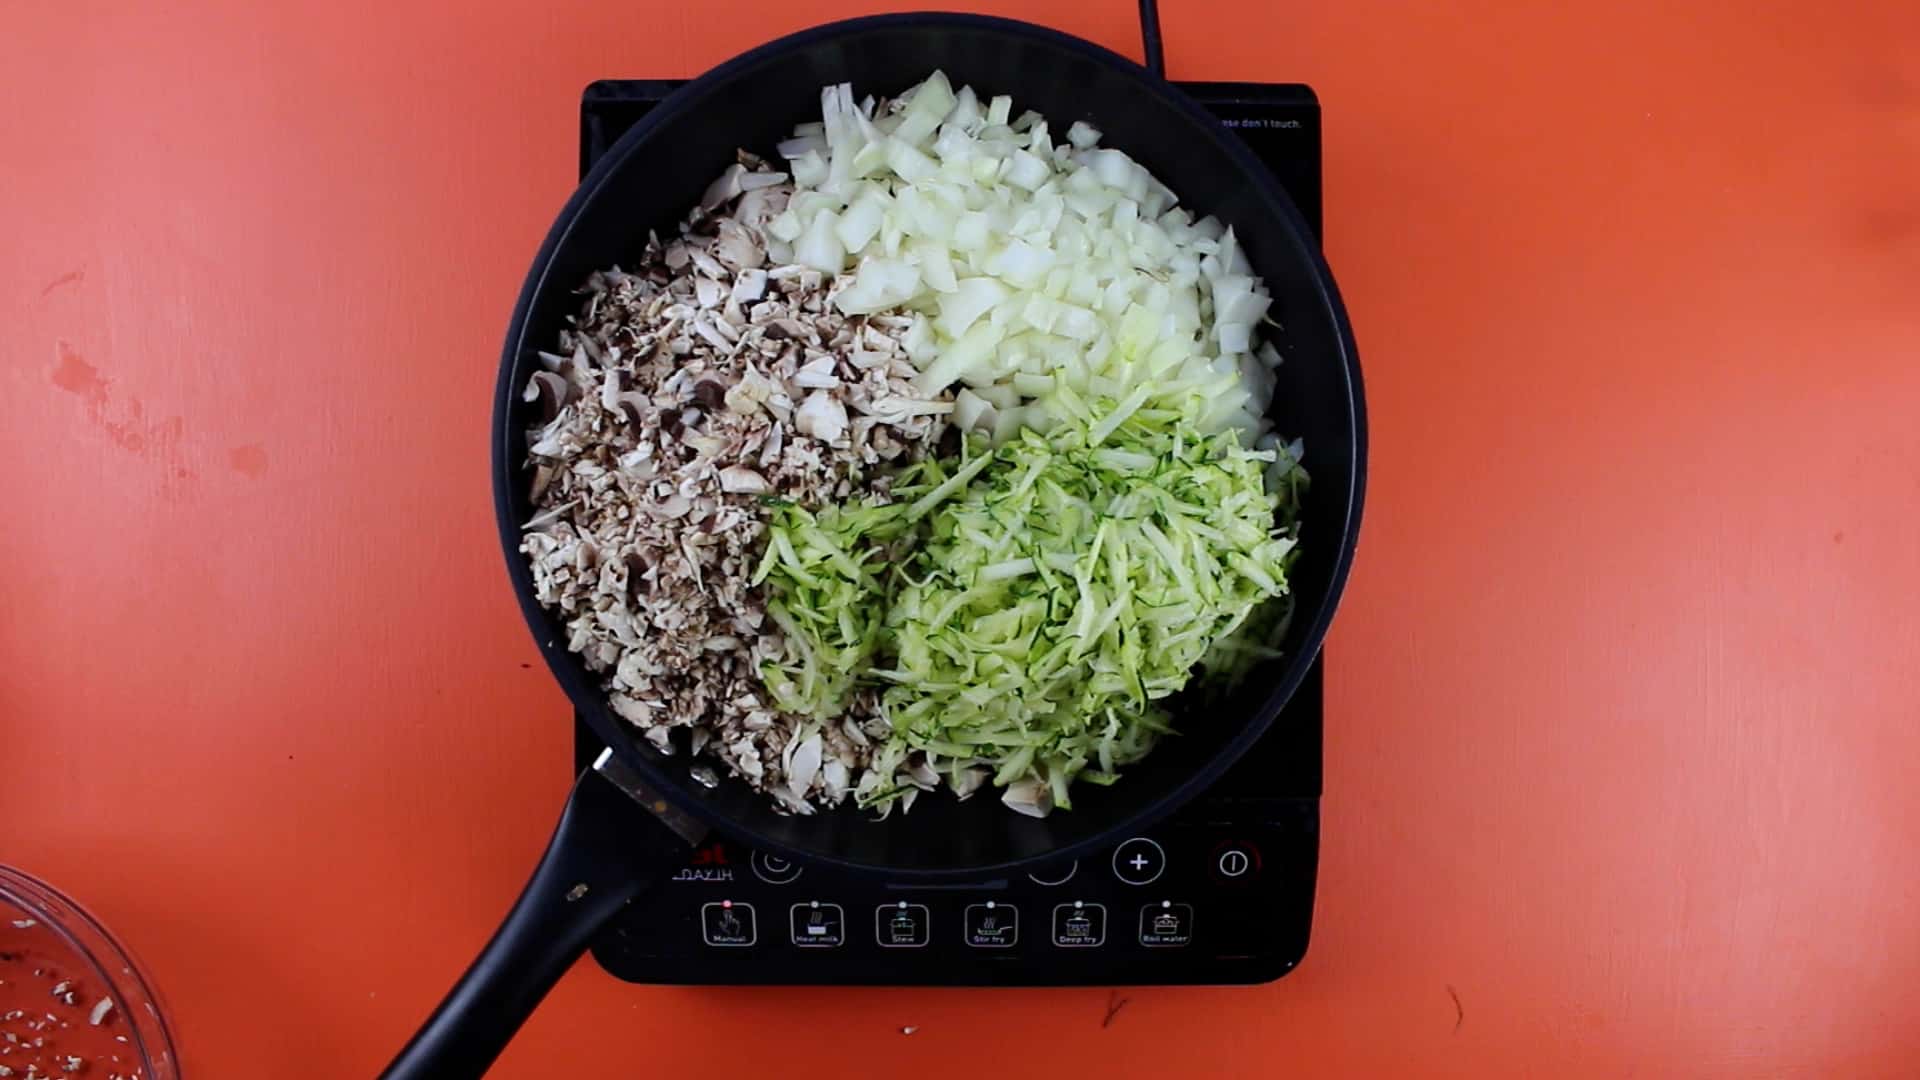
[571,77,1324,986]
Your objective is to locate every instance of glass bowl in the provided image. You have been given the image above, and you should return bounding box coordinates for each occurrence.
[0,864,179,1079]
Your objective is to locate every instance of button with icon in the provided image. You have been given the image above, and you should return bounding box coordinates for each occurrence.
[1111,837,1166,885]
[1138,901,1193,947]
[1051,902,1107,947]
[1211,841,1261,883]
[700,900,756,947]
[875,902,930,948]
[789,902,845,947]
[963,902,1019,948]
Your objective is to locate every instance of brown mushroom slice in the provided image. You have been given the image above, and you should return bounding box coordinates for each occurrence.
[688,248,728,280]
[700,164,748,210]
[522,370,571,421]
[610,390,653,425]
[598,369,625,412]
[785,733,823,799]
[770,785,817,816]
[730,268,769,304]
[651,493,694,519]
[738,170,790,191]
[762,317,814,342]
[793,356,840,389]
[692,317,734,353]
[528,463,556,502]
[730,737,765,781]
[691,377,729,412]
[1001,778,1053,819]
[693,275,726,309]
[537,346,595,392]
[904,757,941,790]
[644,725,675,754]
[526,423,574,459]
[794,391,848,442]
[861,395,956,423]
[734,186,791,234]
[684,432,729,457]
[718,466,770,494]
[522,500,579,531]
[840,716,871,748]
[822,758,851,801]
[948,766,991,801]
[758,422,785,467]
[713,221,766,272]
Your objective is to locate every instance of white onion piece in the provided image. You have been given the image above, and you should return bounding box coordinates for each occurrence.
[835,192,887,252]
[794,210,845,273]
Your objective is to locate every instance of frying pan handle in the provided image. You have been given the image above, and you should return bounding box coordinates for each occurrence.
[382,766,697,1080]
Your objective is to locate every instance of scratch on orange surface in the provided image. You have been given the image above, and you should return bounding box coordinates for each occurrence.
[51,340,197,482]
[39,269,84,297]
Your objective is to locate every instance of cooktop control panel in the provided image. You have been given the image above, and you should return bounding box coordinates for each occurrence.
[573,78,1324,986]
[576,788,1316,986]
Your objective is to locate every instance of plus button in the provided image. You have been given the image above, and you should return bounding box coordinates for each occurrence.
[1111,837,1166,885]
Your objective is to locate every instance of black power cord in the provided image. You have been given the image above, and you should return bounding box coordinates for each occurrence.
[1138,0,1166,77]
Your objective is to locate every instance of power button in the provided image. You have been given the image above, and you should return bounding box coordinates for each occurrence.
[1211,842,1261,883]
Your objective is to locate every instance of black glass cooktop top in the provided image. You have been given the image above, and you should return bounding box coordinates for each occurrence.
[572,78,1324,986]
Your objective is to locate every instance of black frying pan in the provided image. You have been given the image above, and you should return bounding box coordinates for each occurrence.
[385,12,1364,1077]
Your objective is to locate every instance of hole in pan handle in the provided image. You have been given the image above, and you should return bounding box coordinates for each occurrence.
[382,757,704,1079]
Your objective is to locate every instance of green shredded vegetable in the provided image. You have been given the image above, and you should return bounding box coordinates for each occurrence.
[750,497,912,718]
[754,396,1301,811]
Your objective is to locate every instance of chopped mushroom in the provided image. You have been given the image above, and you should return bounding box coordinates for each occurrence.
[793,356,840,389]
[794,391,849,442]
[521,371,570,420]
[718,466,770,494]
[949,766,990,800]
[1001,778,1053,818]
[730,268,769,304]
[519,156,950,812]
[699,163,748,211]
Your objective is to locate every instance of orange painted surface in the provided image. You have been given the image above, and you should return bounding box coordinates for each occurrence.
[4,1,1919,1076]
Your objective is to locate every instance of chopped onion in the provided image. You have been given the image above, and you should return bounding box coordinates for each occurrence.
[774,72,1280,445]
[794,209,846,273]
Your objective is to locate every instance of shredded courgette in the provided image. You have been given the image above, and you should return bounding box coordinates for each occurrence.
[755,399,1302,811]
